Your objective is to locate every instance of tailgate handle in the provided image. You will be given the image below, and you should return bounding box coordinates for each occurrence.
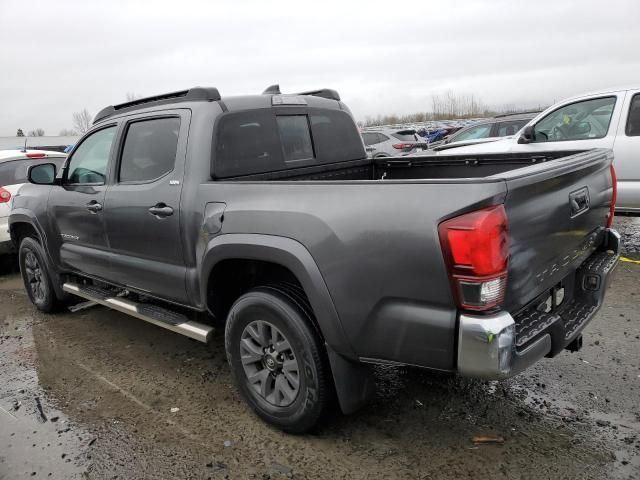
[569,188,590,217]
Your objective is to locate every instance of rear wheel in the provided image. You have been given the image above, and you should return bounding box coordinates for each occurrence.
[225,287,329,433]
[19,237,62,313]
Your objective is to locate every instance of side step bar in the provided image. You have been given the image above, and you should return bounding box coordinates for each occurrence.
[62,283,214,343]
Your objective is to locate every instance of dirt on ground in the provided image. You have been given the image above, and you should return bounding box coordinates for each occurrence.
[1,218,639,480]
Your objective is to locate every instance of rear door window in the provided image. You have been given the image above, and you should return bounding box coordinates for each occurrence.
[626,93,640,136]
[119,117,181,183]
[495,120,527,137]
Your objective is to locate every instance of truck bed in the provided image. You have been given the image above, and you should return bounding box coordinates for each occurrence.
[221,150,586,182]
[208,148,614,370]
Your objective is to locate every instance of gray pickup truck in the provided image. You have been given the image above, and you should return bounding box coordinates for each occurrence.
[10,86,620,432]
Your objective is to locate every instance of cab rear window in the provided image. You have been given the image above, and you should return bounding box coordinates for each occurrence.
[213,108,365,178]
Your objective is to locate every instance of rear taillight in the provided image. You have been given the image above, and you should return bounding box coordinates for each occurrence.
[438,205,509,311]
[0,187,11,203]
[606,164,617,228]
[26,152,46,158]
[392,143,414,150]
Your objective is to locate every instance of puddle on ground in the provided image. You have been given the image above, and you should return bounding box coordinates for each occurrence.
[0,287,90,479]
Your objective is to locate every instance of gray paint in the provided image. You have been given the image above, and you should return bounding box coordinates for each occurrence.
[9,95,615,374]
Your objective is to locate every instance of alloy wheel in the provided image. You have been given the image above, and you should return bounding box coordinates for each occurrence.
[239,320,300,407]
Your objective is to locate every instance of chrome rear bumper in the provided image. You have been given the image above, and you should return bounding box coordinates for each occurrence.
[457,311,551,379]
[457,228,620,380]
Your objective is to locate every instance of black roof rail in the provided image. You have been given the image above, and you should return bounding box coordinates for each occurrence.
[261,84,340,101]
[93,86,222,124]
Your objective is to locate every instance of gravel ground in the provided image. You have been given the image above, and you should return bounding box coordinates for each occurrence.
[0,217,638,479]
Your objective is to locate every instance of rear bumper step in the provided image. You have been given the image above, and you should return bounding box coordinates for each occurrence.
[62,283,214,343]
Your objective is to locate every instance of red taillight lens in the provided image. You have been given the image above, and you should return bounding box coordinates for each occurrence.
[392,143,413,150]
[606,164,617,228]
[26,152,46,158]
[439,205,509,311]
[0,187,11,203]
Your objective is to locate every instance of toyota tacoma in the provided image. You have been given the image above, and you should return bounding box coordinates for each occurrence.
[10,85,620,432]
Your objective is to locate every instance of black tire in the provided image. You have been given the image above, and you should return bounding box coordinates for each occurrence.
[225,286,329,433]
[19,237,63,313]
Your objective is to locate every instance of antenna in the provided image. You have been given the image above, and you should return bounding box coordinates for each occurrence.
[22,137,27,153]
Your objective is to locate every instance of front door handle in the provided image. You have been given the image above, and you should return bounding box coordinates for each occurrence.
[148,203,174,218]
[86,202,102,213]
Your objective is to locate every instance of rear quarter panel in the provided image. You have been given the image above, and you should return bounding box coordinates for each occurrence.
[196,179,507,370]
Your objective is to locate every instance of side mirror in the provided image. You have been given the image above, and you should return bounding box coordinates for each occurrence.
[518,125,535,144]
[28,163,57,185]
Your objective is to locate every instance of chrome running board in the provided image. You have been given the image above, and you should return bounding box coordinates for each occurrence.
[62,282,213,343]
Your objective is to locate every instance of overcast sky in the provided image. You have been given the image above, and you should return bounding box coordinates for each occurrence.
[1,0,639,136]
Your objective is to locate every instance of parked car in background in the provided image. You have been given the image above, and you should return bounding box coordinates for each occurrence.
[361,127,425,157]
[416,126,462,144]
[432,87,640,212]
[0,150,66,254]
[431,112,539,150]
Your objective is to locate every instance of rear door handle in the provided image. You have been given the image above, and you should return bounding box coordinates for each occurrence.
[148,203,174,218]
[86,202,102,213]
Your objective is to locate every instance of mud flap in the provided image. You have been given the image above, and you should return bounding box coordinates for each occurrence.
[326,345,375,414]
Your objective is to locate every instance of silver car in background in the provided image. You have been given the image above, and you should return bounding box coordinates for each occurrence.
[361,127,424,158]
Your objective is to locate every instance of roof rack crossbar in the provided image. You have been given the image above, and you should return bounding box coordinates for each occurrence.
[295,88,340,101]
[93,86,222,124]
[262,85,340,101]
[262,84,281,94]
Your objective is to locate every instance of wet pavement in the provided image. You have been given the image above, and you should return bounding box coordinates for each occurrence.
[0,217,639,479]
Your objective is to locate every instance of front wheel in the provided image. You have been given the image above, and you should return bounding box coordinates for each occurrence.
[224,287,329,433]
[19,237,63,313]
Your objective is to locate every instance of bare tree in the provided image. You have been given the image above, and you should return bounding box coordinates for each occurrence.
[72,109,92,134]
[126,92,142,102]
[16,128,24,137]
[59,128,78,136]
[28,128,45,137]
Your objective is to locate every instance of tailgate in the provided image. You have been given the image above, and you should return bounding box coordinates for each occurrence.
[498,149,614,312]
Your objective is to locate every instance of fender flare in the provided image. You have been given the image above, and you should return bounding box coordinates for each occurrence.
[199,233,356,359]
[8,210,65,300]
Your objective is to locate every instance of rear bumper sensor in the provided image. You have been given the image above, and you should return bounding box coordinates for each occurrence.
[62,283,214,343]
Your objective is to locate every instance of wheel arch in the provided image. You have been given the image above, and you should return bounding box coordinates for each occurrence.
[199,234,354,358]
[9,212,65,300]
[9,211,43,245]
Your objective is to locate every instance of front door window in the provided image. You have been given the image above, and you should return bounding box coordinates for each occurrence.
[533,97,616,142]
